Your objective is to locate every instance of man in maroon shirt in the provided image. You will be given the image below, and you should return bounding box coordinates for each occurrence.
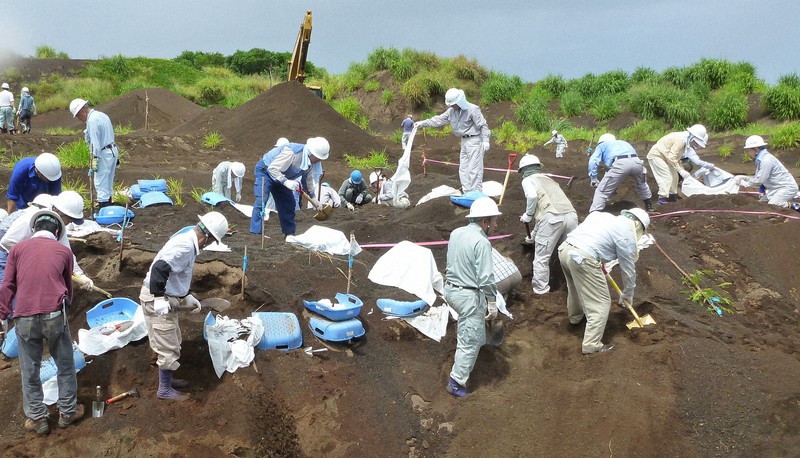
[0,210,84,436]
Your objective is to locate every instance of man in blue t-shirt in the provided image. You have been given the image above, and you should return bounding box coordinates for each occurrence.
[6,153,62,214]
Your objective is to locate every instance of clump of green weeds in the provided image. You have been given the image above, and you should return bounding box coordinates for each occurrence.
[166,177,184,206]
[203,132,223,149]
[681,270,735,314]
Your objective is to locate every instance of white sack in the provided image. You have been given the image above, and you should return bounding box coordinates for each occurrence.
[416,185,461,206]
[368,241,443,306]
[77,306,148,356]
[206,315,265,378]
[286,225,362,256]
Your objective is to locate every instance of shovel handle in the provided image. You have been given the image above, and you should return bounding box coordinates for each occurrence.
[601,265,646,327]
[507,153,518,168]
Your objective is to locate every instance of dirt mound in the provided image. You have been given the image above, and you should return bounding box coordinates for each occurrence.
[0,57,90,86]
[168,105,233,137]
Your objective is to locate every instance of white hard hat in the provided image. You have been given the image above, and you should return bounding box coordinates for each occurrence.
[21,87,29,93]
[69,98,88,117]
[1,83,9,90]
[744,135,768,149]
[198,211,228,242]
[275,137,289,147]
[518,154,541,170]
[53,191,85,220]
[31,193,54,209]
[34,153,62,181]
[597,133,616,144]
[29,210,65,238]
[306,137,330,160]
[622,208,650,231]
[369,171,381,185]
[230,162,246,177]
[552,130,558,136]
[445,88,463,107]
[686,124,708,148]
[466,197,502,219]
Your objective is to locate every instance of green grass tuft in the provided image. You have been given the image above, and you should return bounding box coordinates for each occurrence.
[364,80,380,92]
[45,127,81,135]
[331,97,369,129]
[770,122,800,149]
[55,140,91,169]
[202,132,223,149]
[166,177,184,206]
[706,89,748,131]
[717,142,734,158]
[343,150,392,171]
[380,89,394,106]
[114,123,134,135]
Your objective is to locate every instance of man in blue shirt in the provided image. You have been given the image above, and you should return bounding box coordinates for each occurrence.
[400,114,414,149]
[70,98,118,209]
[6,153,62,214]
[587,134,653,213]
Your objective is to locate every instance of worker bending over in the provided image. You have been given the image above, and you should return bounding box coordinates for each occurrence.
[211,161,246,201]
[646,124,712,204]
[735,135,799,210]
[588,134,653,212]
[6,153,62,214]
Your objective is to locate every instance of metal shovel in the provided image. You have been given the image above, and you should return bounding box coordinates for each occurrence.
[299,189,332,221]
[92,386,104,418]
[602,265,656,329]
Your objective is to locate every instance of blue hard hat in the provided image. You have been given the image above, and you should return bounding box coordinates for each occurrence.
[350,170,362,184]
[322,182,330,188]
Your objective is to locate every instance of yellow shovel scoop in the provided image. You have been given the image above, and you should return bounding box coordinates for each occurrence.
[601,264,656,329]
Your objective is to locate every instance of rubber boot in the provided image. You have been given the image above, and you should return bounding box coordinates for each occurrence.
[668,193,680,202]
[644,198,654,212]
[157,368,190,401]
[97,200,112,209]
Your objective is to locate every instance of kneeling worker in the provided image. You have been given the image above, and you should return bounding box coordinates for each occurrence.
[339,170,373,211]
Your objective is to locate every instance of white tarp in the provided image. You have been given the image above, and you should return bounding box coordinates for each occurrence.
[286,225,362,256]
[391,126,416,207]
[368,241,444,306]
[416,185,461,206]
[682,166,739,196]
[77,306,148,356]
[67,220,120,238]
[206,315,265,378]
[481,181,504,198]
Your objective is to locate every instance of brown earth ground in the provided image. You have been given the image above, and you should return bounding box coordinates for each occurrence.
[0,63,799,457]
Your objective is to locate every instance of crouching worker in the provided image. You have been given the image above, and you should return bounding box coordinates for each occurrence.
[444,197,501,397]
[318,183,342,208]
[735,135,799,210]
[139,212,228,401]
[0,211,83,435]
[339,170,373,211]
[557,208,648,355]
[211,161,245,201]
[370,172,410,208]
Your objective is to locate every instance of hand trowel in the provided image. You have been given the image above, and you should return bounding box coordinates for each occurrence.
[92,385,104,418]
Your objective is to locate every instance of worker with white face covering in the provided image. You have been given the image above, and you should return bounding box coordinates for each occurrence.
[518,154,578,294]
[444,197,500,397]
[544,130,568,158]
[211,161,246,201]
[557,208,648,354]
[646,124,712,204]
[588,134,653,212]
[415,88,491,193]
[734,135,800,210]
[70,98,119,209]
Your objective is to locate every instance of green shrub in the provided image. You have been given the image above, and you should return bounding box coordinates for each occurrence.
[516,93,550,131]
[380,89,394,106]
[451,55,488,83]
[628,83,675,120]
[591,94,623,122]
[717,142,734,158]
[493,121,520,145]
[481,72,524,104]
[35,45,69,59]
[331,96,368,129]
[366,47,401,72]
[55,140,90,169]
[777,73,800,88]
[388,57,414,81]
[619,119,668,142]
[538,74,566,98]
[763,83,800,120]
[343,150,391,170]
[203,132,223,148]
[663,91,702,128]
[198,81,225,105]
[631,67,659,85]
[106,55,133,79]
[401,70,452,106]
[173,51,227,70]
[770,122,800,149]
[548,118,573,133]
[559,89,585,117]
[341,63,370,92]
[570,73,599,99]
[594,70,630,95]
[364,80,380,92]
[706,89,748,131]
[687,58,733,90]
[662,66,692,89]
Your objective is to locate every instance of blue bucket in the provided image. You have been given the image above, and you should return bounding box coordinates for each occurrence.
[309,316,365,342]
[39,348,86,382]
[2,326,19,358]
[376,298,429,318]
[86,298,140,329]
[303,293,363,321]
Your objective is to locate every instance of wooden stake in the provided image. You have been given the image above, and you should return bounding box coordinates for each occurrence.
[346,231,355,295]
[117,203,129,271]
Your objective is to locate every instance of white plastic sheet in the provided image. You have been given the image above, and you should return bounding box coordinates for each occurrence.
[416,185,461,206]
[77,306,148,356]
[681,167,739,196]
[286,225,362,256]
[368,241,444,306]
[205,315,265,378]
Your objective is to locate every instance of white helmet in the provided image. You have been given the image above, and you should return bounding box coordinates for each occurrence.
[518,154,541,171]
[1,83,9,90]
[21,87,29,94]
[686,124,708,148]
[34,153,62,181]
[30,210,65,238]
[231,162,246,177]
[274,137,289,147]
[31,193,54,209]
[744,135,768,149]
[53,191,85,220]
[445,88,463,106]
[306,137,330,160]
[69,98,88,117]
[466,197,502,219]
[597,133,616,144]
[369,171,382,185]
[198,211,228,242]
[622,208,650,231]
[552,130,558,136]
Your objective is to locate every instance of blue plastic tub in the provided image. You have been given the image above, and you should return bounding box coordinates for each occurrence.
[129,184,144,200]
[39,349,86,382]
[309,316,365,342]
[450,191,488,208]
[86,298,140,329]
[201,192,234,207]
[376,298,429,318]
[252,312,303,350]
[94,205,135,225]
[139,191,173,208]
[1,326,18,358]
[137,179,168,193]
[304,293,363,321]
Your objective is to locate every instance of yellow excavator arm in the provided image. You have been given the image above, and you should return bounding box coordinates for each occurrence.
[288,10,313,83]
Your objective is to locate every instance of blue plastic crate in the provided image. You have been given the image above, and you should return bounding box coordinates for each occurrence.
[86,298,140,329]
[376,298,429,318]
[137,179,168,193]
[450,191,488,208]
[303,293,363,321]
[40,349,86,382]
[94,205,135,225]
[251,312,303,350]
[309,316,365,342]
[1,326,18,358]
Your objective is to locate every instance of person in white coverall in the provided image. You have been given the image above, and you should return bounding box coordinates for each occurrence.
[415,88,491,193]
[734,135,800,210]
[317,183,342,208]
[557,208,648,354]
[70,98,119,209]
[211,161,246,201]
[646,124,712,204]
[588,133,653,212]
[544,130,568,158]
[519,154,578,295]
[444,197,500,397]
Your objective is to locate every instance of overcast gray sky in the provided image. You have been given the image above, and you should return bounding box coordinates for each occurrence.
[4,0,798,83]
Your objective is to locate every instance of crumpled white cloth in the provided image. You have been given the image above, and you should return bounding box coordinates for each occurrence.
[368,241,443,306]
[67,219,120,238]
[286,225,362,256]
[403,304,451,342]
[682,167,739,196]
[203,241,232,252]
[416,185,461,206]
[481,181,504,198]
[77,306,148,356]
[206,315,265,378]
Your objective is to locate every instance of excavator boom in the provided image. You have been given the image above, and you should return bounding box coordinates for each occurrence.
[288,10,313,83]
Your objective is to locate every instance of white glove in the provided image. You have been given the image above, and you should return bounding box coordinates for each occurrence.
[283,180,300,192]
[618,292,633,307]
[1,318,8,335]
[184,294,202,314]
[706,163,715,171]
[733,175,748,186]
[355,194,364,205]
[77,275,95,291]
[485,301,498,321]
[590,178,599,188]
[482,141,490,152]
[236,192,242,201]
[678,169,690,179]
[345,201,355,212]
[153,297,171,316]
[519,213,533,224]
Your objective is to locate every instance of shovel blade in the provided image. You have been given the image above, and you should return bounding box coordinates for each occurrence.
[626,313,656,329]
[201,298,231,313]
[313,204,333,221]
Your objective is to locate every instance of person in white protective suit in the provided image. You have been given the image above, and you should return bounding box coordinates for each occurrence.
[646,124,712,204]
[734,135,800,210]
[588,133,653,212]
[70,98,119,210]
[519,154,578,295]
[415,88,491,193]
[317,183,342,208]
[544,130,568,158]
[211,161,246,201]
[444,197,501,397]
[557,208,648,354]
[369,171,410,208]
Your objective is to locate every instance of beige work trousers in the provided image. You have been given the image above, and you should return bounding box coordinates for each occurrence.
[139,285,182,371]
[557,243,612,354]
[647,155,678,198]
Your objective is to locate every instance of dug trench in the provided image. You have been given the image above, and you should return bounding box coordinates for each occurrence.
[0,80,799,456]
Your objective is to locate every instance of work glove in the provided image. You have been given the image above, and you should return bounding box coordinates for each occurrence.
[355,194,364,205]
[618,292,633,307]
[706,163,715,171]
[590,178,600,188]
[76,274,95,291]
[283,180,300,192]
[485,301,498,321]
[678,169,690,179]
[345,201,355,212]
[733,175,748,186]
[153,297,176,316]
[184,294,202,314]
[519,213,533,224]
[482,141,490,152]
